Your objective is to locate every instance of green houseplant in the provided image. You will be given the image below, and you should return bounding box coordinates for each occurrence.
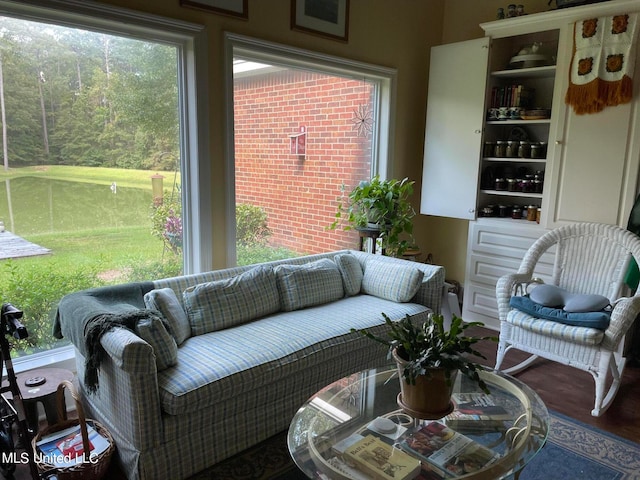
[330,175,416,257]
[353,312,497,418]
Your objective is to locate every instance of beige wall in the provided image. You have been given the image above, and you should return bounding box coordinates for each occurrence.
[96,0,445,268]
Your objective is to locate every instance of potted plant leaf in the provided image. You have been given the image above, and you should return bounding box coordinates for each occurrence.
[353,312,497,419]
[330,175,416,257]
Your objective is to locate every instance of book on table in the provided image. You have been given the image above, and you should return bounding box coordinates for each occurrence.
[443,393,511,431]
[343,434,422,480]
[399,421,500,478]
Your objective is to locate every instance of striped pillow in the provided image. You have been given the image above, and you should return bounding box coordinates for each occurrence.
[362,258,424,303]
[334,253,363,296]
[275,258,345,311]
[135,315,178,371]
[183,265,280,335]
[144,288,191,345]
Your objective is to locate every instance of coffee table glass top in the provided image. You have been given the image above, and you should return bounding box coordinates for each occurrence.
[288,367,548,479]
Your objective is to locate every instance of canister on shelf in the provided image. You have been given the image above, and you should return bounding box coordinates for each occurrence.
[498,204,509,217]
[494,178,507,191]
[495,141,507,158]
[506,140,519,158]
[533,179,543,193]
[527,205,537,221]
[530,143,543,158]
[536,208,541,224]
[507,178,518,192]
[518,141,531,158]
[484,141,496,157]
[512,207,522,219]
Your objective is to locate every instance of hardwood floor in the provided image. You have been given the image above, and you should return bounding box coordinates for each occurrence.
[468,325,640,443]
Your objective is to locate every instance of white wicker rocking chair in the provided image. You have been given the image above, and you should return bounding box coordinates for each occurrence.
[495,222,640,416]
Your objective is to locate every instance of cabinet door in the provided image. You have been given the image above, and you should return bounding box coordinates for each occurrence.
[544,27,640,228]
[421,37,489,220]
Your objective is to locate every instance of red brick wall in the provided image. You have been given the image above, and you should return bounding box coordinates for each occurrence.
[234,69,373,255]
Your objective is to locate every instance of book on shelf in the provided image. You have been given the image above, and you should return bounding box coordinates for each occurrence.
[343,434,422,480]
[443,392,511,430]
[399,422,500,478]
[36,423,110,468]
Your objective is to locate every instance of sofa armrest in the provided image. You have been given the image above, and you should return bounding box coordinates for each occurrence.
[76,327,163,451]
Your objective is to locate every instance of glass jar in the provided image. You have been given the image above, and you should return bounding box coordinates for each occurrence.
[506,140,519,158]
[498,204,509,217]
[520,179,531,193]
[494,178,506,191]
[483,141,496,157]
[527,205,537,221]
[533,179,543,193]
[537,207,542,224]
[512,207,522,220]
[518,141,530,158]
[507,4,517,17]
[507,178,518,192]
[530,143,543,159]
[495,141,507,158]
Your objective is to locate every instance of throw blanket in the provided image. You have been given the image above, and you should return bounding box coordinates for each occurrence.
[53,281,155,391]
[565,13,639,114]
[84,309,162,393]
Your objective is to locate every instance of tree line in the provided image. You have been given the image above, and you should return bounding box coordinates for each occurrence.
[0,16,179,172]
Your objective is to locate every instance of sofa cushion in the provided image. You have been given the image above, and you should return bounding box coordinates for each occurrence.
[135,315,178,370]
[275,258,344,311]
[334,253,363,296]
[157,294,431,415]
[183,265,280,335]
[144,288,191,345]
[361,258,424,302]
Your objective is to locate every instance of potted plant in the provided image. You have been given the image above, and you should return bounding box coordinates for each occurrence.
[353,312,497,419]
[330,175,416,257]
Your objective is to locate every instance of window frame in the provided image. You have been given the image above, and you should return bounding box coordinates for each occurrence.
[0,0,211,372]
[224,33,397,266]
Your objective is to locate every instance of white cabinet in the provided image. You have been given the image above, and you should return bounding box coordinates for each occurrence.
[422,0,640,327]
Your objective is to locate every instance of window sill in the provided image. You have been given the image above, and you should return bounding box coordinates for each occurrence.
[12,345,76,375]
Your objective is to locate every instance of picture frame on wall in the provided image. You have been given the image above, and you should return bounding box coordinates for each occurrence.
[291,0,350,42]
[180,0,248,19]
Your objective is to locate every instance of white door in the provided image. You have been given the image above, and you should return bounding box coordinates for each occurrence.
[421,37,490,220]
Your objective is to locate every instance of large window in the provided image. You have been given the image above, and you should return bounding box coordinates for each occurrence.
[227,34,396,265]
[0,0,209,368]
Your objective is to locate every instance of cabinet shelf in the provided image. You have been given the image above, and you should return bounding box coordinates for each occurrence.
[483,157,547,163]
[491,65,556,79]
[481,189,543,198]
[486,119,550,125]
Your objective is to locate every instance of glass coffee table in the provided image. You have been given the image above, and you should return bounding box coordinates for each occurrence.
[288,367,548,479]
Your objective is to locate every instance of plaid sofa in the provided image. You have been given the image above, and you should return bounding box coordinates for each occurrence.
[55,250,445,479]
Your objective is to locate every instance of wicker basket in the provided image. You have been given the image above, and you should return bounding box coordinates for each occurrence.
[31,380,115,480]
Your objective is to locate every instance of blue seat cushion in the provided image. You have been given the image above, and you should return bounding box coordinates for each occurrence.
[509,296,611,330]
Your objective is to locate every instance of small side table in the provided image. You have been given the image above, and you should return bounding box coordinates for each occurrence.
[357,226,384,255]
[15,367,75,432]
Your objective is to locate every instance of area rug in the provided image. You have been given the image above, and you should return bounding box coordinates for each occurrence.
[194,411,640,479]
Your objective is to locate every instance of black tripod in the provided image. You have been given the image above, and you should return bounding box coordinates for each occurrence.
[0,303,40,480]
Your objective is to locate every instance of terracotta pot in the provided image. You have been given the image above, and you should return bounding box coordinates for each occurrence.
[393,348,457,419]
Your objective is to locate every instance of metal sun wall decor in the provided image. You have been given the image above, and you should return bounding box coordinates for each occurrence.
[352,103,373,137]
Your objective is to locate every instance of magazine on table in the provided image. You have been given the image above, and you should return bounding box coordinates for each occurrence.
[399,421,500,478]
[36,423,110,467]
[443,393,511,431]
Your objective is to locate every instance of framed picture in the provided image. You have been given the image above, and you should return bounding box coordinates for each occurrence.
[180,0,248,19]
[291,0,350,42]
